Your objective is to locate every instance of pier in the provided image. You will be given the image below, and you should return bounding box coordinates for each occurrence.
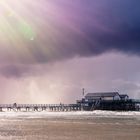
[0,92,140,112]
[0,103,81,112]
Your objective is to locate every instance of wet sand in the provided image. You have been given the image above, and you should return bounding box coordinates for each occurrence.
[0,112,140,140]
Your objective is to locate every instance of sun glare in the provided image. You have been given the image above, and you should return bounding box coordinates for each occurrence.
[0,0,36,42]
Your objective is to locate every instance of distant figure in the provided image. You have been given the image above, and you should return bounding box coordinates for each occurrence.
[13,103,17,108]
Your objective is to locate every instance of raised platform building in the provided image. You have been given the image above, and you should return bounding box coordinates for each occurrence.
[77,92,140,111]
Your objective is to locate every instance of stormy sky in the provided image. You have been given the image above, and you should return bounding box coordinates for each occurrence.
[0,0,140,103]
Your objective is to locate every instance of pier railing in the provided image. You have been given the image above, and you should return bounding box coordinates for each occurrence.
[0,104,82,112]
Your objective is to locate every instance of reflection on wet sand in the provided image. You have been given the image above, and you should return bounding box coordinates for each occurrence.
[0,114,140,140]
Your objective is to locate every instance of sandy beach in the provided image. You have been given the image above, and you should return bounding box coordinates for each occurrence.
[0,111,140,140]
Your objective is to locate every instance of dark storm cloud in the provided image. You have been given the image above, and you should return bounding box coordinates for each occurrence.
[63,0,140,57]
[32,0,140,61]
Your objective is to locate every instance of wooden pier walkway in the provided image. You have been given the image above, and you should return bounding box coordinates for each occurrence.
[0,103,82,112]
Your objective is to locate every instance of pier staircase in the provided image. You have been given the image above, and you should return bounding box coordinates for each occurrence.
[91,100,101,111]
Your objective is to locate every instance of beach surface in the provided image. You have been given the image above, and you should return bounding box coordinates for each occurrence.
[0,111,140,140]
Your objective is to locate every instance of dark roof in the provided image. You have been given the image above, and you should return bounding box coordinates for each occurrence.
[120,94,129,98]
[85,92,119,98]
[85,96,101,100]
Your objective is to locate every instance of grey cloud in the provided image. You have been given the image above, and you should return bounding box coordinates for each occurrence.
[0,65,30,78]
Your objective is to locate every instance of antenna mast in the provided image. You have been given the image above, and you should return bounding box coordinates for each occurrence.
[82,88,85,98]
